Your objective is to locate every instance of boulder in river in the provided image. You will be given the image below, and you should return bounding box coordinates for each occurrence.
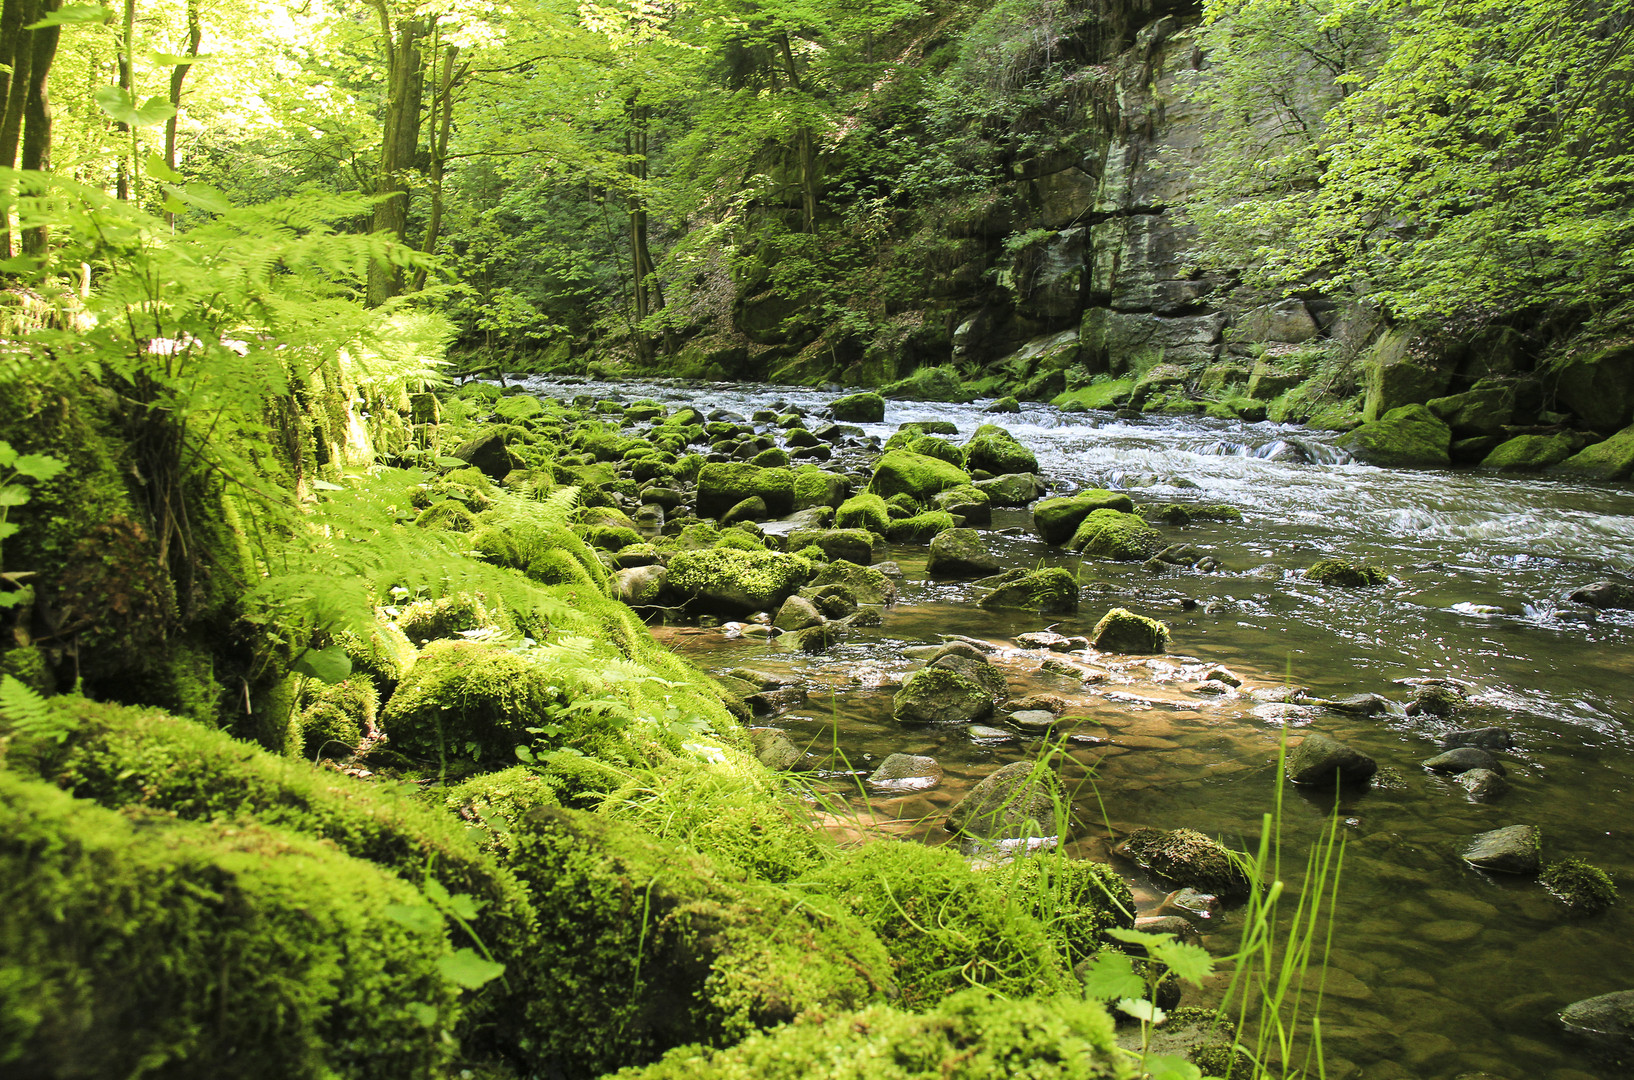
[945,760,1061,839]
[867,753,942,789]
[1558,990,1634,1047]
[867,450,971,502]
[931,654,1008,702]
[975,473,1047,507]
[1090,607,1169,653]
[1304,559,1387,588]
[963,424,1039,475]
[1455,768,1510,801]
[926,528,1002,579]
[1032,491,1135,545]
[1463,825,1541,875]
[834,492,890,534]
[830,391,884,423]
[1285,732,1378,786]
[614,564,667,607]
[1553,423,1634,481]
[1070,509,1162,561]
[786,527,876,565]
[696,462,795,519]
[749,729,803,771]
[892,666,994,725]
[1568,581,1634,610]
[667,547,812,615]
[1539,858,1619,914]
[1423,747,1506,775]
[1335,403,1453,468]
[1113,827,1250,899]
[810,560,897,605]
[773,595,824,632]
[1405,682,1470,717]
[977,567,1079,614]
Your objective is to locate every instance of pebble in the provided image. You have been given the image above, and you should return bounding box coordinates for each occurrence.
[967,724,1016,742]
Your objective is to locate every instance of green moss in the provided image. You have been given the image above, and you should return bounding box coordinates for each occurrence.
[1090,608,1169,653]
[1304,558,1386,587]
[668,548,813,614]
[830,391,885,422]
[836,492,891,533]
[697,463,795,519]
[793,465,848,509]
[0,645,53,695]
[1070,510,1161,560]
[335,618,418,695]
[994,854,1135,965]
[1335,403,1452,468]
[810,560,898,605]
[964,423,1038,474]
[886,509,957,543]
[378,640,565,764]
[868,450,972,501]
[471,522,613,596]
[1052,379,1134,411]
[879,365,973,403]
[1033,492,1135,546]
[907,434,965,465]
[395,591,503,644]
[414,499,480,532]
[0,771,458,1080]
[1552,423,1634,480]
[977,567,1079,614]
[1540,858,1619,914]
[297,677,378,759]
[579,524,644,551]
[1479,432,1577,472]
[796,842,1075,1008]
[1115,828,1249,898]
[610,989,1134,1080]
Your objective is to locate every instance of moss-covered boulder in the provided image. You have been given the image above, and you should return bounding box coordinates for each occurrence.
[810,560,898,605]
[975,472,1048,507]
[932,483,992,525]
[977,567,1079,614]
[1553,424,1634,480]
[1304,559,1387,587]
[786,528,875,566]
[868,450,972,502]
[829,391,885,422]
[1336,403,1452,468]
[997,854,1134,963]
[947,760,1061,840]
[609,988,1134,1080]
[879,365,973,403]
[885,509,956,543]
[964,423,1039,475]
[451,426,519,480]
[0,772,458,1080]
[1480,432,1577,472]
[697,463,795,520]
[893,665,994,725]
[378,640,563,763]
[1090,608,1169,653]
[926,528,1002,579]
[901,434,964,466]
[795,843,1075,1008]
[1032,491,1135,545]
[1070,509,1161,560]
[669,547,813,615]
[1113,827,1250,899]
[834,492,890,533]
[792,465,849,510]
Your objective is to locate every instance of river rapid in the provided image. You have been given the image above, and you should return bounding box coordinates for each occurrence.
[521,373,1634,1080]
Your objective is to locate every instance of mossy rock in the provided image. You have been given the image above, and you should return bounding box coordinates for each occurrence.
[1090,608,1169,653]
[793,465,849,510]
[879,365,974,403]
[609,988,1134,1080]
[668,548,814,615]
[750,447,790,468]
[830,391,885,422]
[932,483,992,524]
[796,842,1076,1008]
[580,524,644,551]
[335,618,418,696]
[297,677,377,759]
[467,802,894,1076]
[1304,559,1386,587]
[868,450,972,502]
[1051,380,1135,411]
[471,521,614,595]
[1033,492,1134,545]
[1539,858,1619,914]
[1113,827,1249,899]
[977,567,1079,614]
[904,434,964,466]
[964,423,1039,475]
[0,771,458,1080]
[1551,423,1634,480]
[996,853,1135,964]
[1070,510,1161,561]
[697,463,795,519]
[395,591,506,645]
[809,560,898,605]
[947,760,1061,840]
[494,394,547,422]
[1335,403,1452,468]
[835,492,891,534]
[886,509,957,544]
[892,665,993,725]
[786,528,876,566]
[1479,432,1577,472]
[413,499,480,532]
[379,640,564,763]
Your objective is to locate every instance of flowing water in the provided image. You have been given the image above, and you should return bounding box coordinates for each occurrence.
[521,373,1634,1080]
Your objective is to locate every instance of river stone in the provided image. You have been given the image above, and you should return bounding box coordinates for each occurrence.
[725,667,794,690]
[749,729,803,771]
[771,507,834,533]
[1031,491,1135,545]
[810,586,858,619]
[1554,423,1634,480]
[1308,693,1390,715]
[1204,665,1242,687]
[450,428,517,480]
[795,624,844,652]
[975,473,1048,507]
[1091,607,1170,653]
[1569,581,1634,609]
[1336,403,1453,468]
[830,391,884,423]
[977,567,1079,614]
[1158,887,1221,920]
[967,724,1016,742]
[810,560,898,605]
[1134,915,1203,944]
[786,527,876,565]
[745,687,807,716]
[866,753,942,788]
[1441,727,1514,751]
[1463,825,1541,875]
[867,450,971,502]
[1406,683,1469,717]
[1455,768,1510,801]
[1422,747,1507,775]
[614,564,668,607]
[931,654,1008,701]
[925,640,988,664]
[1304,559,1387,587]
[926,528,1001,579]
[932,484,992,525]
[1002,694,1071,714]
[696,462,795,519]
[720,496,769,525]
[1286,732,1378,786]
[963,424,1039,475]
[1114,827,1250,899]
[945,760,1061,839]
[1006,710,1057,732]
[1016,630,1073,651]
[1071,509,1162,560]
[773,595,824,632]
[892,665,993,725]
[1558,990,1634,1047]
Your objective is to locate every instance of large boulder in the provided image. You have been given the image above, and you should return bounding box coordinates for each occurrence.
[1070,509,1162,560]
[1569,581,1634,609]
[809,560,897,605]
[1032,491,1135,545]
[931,484,992,524]
[381,640,564,763]
[1479,433,1577,472]
[1552,424,1634,480]
[1113,827,1250,899]
[1552,344,1634,431]
[834,493,890,534]
[867,450,972,502]
[1362,327,1455,421]
[1558,990,1634,1049]
[962,424,1039,475]
[878,365,973,402]
[615,564,668,606]
[977,568,1079,614]
[792,466,848,510]
[829,391,885,423]
[667,548,812,615]
[1336,403,1453,468]
[946,760,1062,840]
[974,473,1048,507]
[451,426,518,480]
[892,665,994,725]
[697,463,795,520]
[926,529,1001,578]
[1426,385,1516,437]
[786,528,876,565]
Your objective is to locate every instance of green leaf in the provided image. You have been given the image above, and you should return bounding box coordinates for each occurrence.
[1147,939,1215,985]
[148,49,211,67]
[291,645,352,684]
[406,1002,438,1028]
[444,891,480,922]
[13,454,64,482]
[143,154,182,183]
[1141,1053,1203,1080]
[435,456,468,467]
[1078,952,1146,1001]
[0,523,16,542]
[1117,997,1165,1024]
[94,86,178,128]
[312,479,345,491]
[1106,927,1170,948]
[26,4,112,28]
[383,903,442,935]
[423,877,453,909]
[437,948,505,990]
[514,743,535,763]
[0,485,31,508]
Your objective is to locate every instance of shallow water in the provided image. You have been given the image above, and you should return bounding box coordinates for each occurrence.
[521,374,1634,1080]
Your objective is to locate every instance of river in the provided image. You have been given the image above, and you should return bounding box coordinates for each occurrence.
[520,373,1634,1080]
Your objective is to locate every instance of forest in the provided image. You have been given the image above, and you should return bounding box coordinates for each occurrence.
[2,0,1634,1078]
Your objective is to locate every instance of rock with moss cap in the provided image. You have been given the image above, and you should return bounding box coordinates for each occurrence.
[809,560,897,605]
[947,760,1062,840]
[1033,491,1136,545]
[668,548,813,615]
[963,423,1039,475]
[1558,990,1634,1049]
[379,640,564,763]
[868,449,972,502]
[792,465,848,509]
[1480,432,1578,472]
[696,462,795,520]
[1114,827,1249,899]
[1552,423,1634,481]
[886,509,956,544]
[903,434,965,465]
[834,492,890,533]
[893,665,994,725]
[976,472,1048,507]
[1335,403,1452,467]
[932,483,992,524]
[879,364,973,402]
[927,528,1002,578]
[829,391,884,422]
[978,567,1079,614]
[1285,731,1377,786]
[997,853,1135,958]
[1091,607,1169,653]
[1540,858,1619,915]
[1070,509,1161,560]
[786,528,875,565]
[1305,558,1387,587]
[1463,825,1541,875]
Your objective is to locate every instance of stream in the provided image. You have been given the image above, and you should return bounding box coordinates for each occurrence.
[521,373,1634,1080]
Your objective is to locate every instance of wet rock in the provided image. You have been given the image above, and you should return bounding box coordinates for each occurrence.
[1452,768,1508,800]
[1286,732,1378,786]
[975,473,1048,507]
[1016,631,1074,651]
[773,595,824,631]
[977,567,1079,614]
[1114,827,1250,899]
[1250,686,1307,704]
[614,564,668,607]
[926,528,1002,579]
[696,462,794,519]
[866,753,942,789]
[946,760,1061,839]
[867,450,971,502]
[1001,693,1071,714]
[1005,710,1057,733]
[1158,888,1221,921]
[750,729,803,771]
[830,391,885,423]
[1194,680,1234,696]
[1032,491,1136,545]
[1554,423,1634,481]
[1133,915,1203,945]
[1557,990,1634,1047]
[725,668,795,690]
[1204,666,1242,687]
[1480,432,1577,472]
[1463,825,1541,875]
[967,724,1016,742]
[639,486,685,510]
[772,507,835,532]
[1304,559,1387,587]
[932,484,992,525]
[1406,683,1470,718]
[810,560,898,605]
[1540,858,1619,914]
[1040,657,1104,681]
[1091,607,1170,653]
[745,686,807,716]
[1071,509,1163,561]
[812,589,858,619]
[721,497,769,525]
[1308,693,1391,715]
[795,624,844,652]
[1336,403,1453,468]
[892,665,994,725]
[839,607,884,629]
[1569,581,1634,609]
[1154,543,1203,567]
[786,527,876,565]
[928,640,990,663]
[931,654,1008,701]
[963,424,1039,475]
[1422,747,1506,775]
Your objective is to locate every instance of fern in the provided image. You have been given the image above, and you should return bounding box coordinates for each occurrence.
[0,674,71,743]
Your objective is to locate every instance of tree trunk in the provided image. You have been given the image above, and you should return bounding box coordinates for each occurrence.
[412,39,461,292]
[626,101,663,361]
[163,0,202,227]
[366,8,428,308]
[115,0,135,201]
[775,32,817,234]
[0,0,37,260]
[15,0,59,256]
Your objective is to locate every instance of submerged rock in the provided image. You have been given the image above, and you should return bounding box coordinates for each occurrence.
[977,567,1079,613]
[1463,825,1541,875]
[892,666,994,725]
[1113,827,1250,899]
[1285,732,1378,786]
[1423,747,1506,775]
[750,729,804,771]
[926,528,1002,578]
[1304,559,1387,587]
[809,560,898,605]
[867,753,942,789]
[1455,768,1510,801]
[1569,581,1634,610]
[1441,727,1513,751]
[1558,990,1634,1047]
[1540,858,1619,914]
[945,760,1061,839]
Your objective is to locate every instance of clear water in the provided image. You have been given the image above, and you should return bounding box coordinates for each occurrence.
[520,375,1634,1080]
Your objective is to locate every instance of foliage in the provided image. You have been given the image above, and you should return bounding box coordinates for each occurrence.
[0,441,65,609]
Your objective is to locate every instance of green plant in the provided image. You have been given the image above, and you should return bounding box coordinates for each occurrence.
[0,441,65,609]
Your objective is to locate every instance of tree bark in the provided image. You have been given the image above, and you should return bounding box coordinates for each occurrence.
[163,0,202,227]
[115,0,135,201]
[412,38,462,292]
[366,7,428,307]
[14,0,59,256]
[775,32,817,233]
[0,0,37,259]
